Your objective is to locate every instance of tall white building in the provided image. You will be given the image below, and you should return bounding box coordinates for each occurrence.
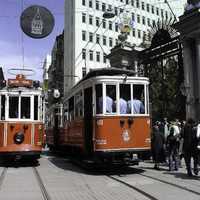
[64,0,186,95]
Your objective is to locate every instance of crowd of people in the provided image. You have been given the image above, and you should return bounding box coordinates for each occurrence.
[151,118,200,177]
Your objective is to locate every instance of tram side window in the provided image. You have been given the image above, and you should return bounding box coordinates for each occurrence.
[64,102,69,122]
[34,96,38,120]
[1,95,5,120]
[9,96,19,118]
[96,84,102,114]
[128,84,145,114]
[75,91,83,118]
[21,97,30,119]
[69,97,74,121]
[119,84,130,114]
[106,85,116,113]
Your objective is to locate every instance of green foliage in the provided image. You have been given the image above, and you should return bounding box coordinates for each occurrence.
[146,57,185,121]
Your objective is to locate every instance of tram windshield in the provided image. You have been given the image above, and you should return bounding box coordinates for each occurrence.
[0,94,42,120]
[95,83,148,115]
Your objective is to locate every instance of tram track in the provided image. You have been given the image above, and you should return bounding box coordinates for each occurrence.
[0,167,7,190]
[107,175,159,200]
[138,172,200,196]
[33,167,51,200]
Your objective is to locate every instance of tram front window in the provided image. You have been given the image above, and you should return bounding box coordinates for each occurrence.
[128,84,145,114]
[106,85,116,113]
[119,84,130,114]
[9,96,19,118]
[1,95,5,120]
[21,97,30,119]
[96,84,102,114]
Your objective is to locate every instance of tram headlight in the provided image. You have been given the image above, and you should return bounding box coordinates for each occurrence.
[14,132,24,144]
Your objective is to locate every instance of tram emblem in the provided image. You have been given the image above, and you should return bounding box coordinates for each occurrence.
[122,130,130,142]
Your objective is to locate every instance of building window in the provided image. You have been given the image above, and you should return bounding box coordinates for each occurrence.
[131,0,134,6]
[115,39,119,45]
[103,36,106,45]
[89,32,93,42]
[109,37,113,47]
[115,23,118,32]
[132,13,135,21]
[108,4,112,10]
[82,30,86,41]
[142,2,145,10]
[96,17,100,27]
[82,67,86,77]
[96,34,100,43]
[161,9,164,17]
[147,18,150,26]
[165,11,168,20]
[103,19,106,28]
[82,49,86,59]
[138,29,141,38]
[82,0,86,6]
[120,8,124,13]
[89,50,93,61]
[136,0,139,8]
[109,21,112,30]
[82,13,86,23]
[102,3,106,11]
[89,0,93,8]
[137,14,140,24]
[156,7,159,16]
[132,28,135,37]
[126,0,129,4]
[152,5,154,14]
[147,3,149,12]
[96,0,99,10]
[114,7,118,15]
[89,15,93,25]
[103,53,106,63]
[142,16,145,25]
[96,51,100,62]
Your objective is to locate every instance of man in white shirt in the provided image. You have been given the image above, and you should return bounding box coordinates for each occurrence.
[105,95,113,113]
[119,98,127,114]
[127,98,145,114]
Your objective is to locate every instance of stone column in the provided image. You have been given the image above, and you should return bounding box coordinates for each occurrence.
[182,39,196,119]
[195,38,200,120]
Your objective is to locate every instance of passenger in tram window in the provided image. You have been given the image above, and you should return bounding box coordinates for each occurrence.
[119,98,127,114]
[128,86,145,114]
[119,84,130,114]
[105,85,116,113]
[127,94,145,114]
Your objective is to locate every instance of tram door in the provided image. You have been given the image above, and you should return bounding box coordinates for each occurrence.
[84,87,93,154]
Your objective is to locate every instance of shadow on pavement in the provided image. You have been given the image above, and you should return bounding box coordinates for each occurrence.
[44,151,145,176]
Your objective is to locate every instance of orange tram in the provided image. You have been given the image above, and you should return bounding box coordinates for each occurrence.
[0,74,44,161]
[46,68,151,165]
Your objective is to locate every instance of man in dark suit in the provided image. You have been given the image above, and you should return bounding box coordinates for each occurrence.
[182,118,199,176]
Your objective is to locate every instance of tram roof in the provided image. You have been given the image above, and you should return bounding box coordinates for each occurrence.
[80,67,136,83]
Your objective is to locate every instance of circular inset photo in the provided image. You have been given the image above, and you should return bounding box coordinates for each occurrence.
[20,5,55,39]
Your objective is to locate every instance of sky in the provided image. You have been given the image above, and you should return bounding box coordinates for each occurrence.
[0,0,64,81]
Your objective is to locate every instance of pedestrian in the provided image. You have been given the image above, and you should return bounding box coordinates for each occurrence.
[182,118,199,176]
[151,124,165,170]
[166,127,179,171]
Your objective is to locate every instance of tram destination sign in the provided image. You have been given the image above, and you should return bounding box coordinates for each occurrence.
[8,75,33,87]
[20,5,55,39]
